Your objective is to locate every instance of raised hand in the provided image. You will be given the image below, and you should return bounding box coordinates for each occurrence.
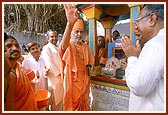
[64,4,78,25]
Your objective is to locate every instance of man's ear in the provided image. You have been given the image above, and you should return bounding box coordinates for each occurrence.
[149,13,157,27]
[46,36,49,41]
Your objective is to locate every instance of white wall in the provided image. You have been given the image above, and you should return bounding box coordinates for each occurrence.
[10,32,46,54]
[112,22,130,36]
[97,21,130,37]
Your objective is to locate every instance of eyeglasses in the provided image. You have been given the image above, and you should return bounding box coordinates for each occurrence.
[134,12,153,23]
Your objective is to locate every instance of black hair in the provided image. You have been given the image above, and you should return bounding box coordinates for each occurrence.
[24,48,29,52]
[5,35,17,42]
[26,42,40,51]
[4,32,8,41]
[22,44,26,49]
[113,30,120,35]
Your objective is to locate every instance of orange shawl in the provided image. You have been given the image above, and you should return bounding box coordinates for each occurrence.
[4,63,38,111]
[98,48,106,59]
[59,42,94,111]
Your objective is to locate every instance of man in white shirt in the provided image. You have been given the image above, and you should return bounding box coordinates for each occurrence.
[121,4,164,111]
[22,42,48,110]
[22,42,48,92]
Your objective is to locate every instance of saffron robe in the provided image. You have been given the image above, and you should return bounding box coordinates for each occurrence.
[98,47,106,59]
[59,42,94,111]
[4,63,38,111]
[98,47,106,64]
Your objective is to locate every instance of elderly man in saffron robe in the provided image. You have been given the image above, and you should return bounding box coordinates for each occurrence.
[4,35,38,111]
[59,4,94,111]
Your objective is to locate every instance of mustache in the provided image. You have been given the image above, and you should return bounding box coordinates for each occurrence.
[34,51,40,54]
[11,50,20,54]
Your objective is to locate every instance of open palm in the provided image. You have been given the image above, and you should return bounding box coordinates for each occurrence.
[64,4,78,25]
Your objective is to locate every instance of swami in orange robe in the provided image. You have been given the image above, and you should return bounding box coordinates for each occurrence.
[4,36,38,111]
[59,4,94,111]
[4,62,38,111]
[59,42,94,110]
[97,36,106,65]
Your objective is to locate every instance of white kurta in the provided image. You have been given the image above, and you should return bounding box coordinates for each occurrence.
[42,42,61,77]
[22,55,48,91]
[126,29,165,111]
[41,42,63,110]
